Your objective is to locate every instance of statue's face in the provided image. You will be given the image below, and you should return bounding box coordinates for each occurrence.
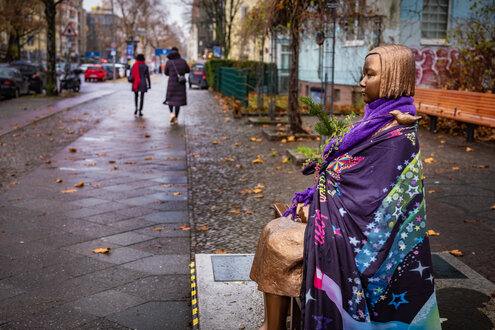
[360,54,381,103]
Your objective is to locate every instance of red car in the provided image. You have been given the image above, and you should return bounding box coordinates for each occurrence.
[84,65,108,82]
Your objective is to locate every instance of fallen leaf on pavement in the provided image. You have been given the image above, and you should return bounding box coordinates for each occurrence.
[154,201,164,204]
[428,230,440,236]
[96,152,107,157]
[281,157,289,164]
[161,184,172,188]
[472,164,489,168]
[55,179,63,183]
[177,224,191,231]
[238,178,247,182]
[212,140,221,144]
[252,156,263,164]
[253,188,263,194]
[255,184,265,189]
[233,143,242,147]
[125,161,136,164]
[276,123,282,127]
[442,249,463,257]
[66,130,74,134]
[221,137,230,140]
[245,211,254,214]
[274,166,281,170]
[215,249,229,254]
[109,160,115,164]
[172,192,181,196]
[287,136,295,142]
[239,189,252,195]
[230,209,241,214]
[466,147,473,152]
[145,157,153,160]
[85,163,96,166]
[166,157,179,160]
[427,190,437,194]
[281,139,287,143]
[221,158,235,162]
[69,148,77,153]
[196,225,210,231]
[152,227,165,231]
[254,194,264,198]
[440,140,446,144]
[61,189,77,194]
[451,166,460,170]
[74,182,84,188]
[193,154,200,158]
[491,204,495,210]
[144,134,151,138]
[45,160,51,164]
[423,157,435,163]
[92,248,110,254]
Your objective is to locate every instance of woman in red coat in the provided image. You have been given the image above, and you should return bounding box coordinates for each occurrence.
[131,53,151,117]
[164,47,190,125]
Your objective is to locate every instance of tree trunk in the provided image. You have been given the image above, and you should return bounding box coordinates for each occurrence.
[6,31,20,62]
[288,26,304,133]
[44,0,58,96]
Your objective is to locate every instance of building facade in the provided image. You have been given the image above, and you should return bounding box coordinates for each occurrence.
[298,0,487,107]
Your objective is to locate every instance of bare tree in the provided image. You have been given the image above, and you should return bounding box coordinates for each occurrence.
[0,0,44,62]
[40,0,65,96]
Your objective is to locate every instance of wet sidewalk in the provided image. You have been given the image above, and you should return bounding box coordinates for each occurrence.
[0,77,192,329]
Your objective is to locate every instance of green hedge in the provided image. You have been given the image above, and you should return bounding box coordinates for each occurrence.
[205,59,277,91]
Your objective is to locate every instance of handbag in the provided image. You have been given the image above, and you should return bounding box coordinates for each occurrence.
[171,60,186,84]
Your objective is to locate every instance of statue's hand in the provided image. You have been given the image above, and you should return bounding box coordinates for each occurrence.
[296,203,310,223]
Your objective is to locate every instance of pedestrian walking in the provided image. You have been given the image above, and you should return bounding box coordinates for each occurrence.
[131,53,151,117]
[163,47,190,125]
[250,45,441,329]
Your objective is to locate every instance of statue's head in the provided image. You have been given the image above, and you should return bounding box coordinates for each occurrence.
[360,45,416,103]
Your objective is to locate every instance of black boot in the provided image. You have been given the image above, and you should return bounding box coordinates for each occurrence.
[139,110,143,117]
[134,108,138,115]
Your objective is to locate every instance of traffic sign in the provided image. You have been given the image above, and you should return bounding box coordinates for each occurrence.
[155,48,171,56]
[110,41,117,49]
[111,49,116,56]
[62,22,77,38]
[85,51,100,57]
[127,44,134,57]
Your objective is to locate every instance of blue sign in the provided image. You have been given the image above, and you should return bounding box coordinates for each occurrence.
[127,44,134,56]
[85,51,100,57]
[155,48,171,56]
[213,46,221,58]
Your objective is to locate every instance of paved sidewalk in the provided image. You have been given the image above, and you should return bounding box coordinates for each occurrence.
[0,78,192,329]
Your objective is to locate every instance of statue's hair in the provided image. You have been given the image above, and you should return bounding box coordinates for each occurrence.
[366,45,416,99]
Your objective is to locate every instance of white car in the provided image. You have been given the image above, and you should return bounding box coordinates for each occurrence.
[79,63,93,73]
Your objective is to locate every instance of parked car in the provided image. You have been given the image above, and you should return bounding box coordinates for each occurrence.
[9,61,45,93]
[115,64,125,78]
[80,63,93,73]
[188,63,208,89]
[0,67,30,99]
[84,65,107,82]
[102,64,116,80]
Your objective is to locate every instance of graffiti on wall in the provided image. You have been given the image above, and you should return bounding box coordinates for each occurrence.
[411,46,458,88]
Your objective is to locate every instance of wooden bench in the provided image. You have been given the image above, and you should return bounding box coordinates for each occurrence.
[414,88,495,142]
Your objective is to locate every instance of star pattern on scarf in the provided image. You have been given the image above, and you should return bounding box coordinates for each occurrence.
[388,291,409,309]
[312,315,332,330]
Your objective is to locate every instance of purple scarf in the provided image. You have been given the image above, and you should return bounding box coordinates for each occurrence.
[283,96,416,218]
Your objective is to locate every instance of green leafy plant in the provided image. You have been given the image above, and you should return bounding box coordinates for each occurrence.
[299,97,356,180]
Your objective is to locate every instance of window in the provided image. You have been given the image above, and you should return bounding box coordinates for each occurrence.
[240,6,249,20]
[343,0,365,46]
[421,0,450,43]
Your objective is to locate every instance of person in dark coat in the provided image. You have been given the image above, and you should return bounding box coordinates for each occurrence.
[164,47,190,124]
[131,53,151,117]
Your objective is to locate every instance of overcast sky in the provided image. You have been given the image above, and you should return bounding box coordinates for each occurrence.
[82,0,188,33]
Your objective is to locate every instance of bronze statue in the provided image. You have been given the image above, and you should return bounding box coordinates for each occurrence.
[250,45,440,329]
